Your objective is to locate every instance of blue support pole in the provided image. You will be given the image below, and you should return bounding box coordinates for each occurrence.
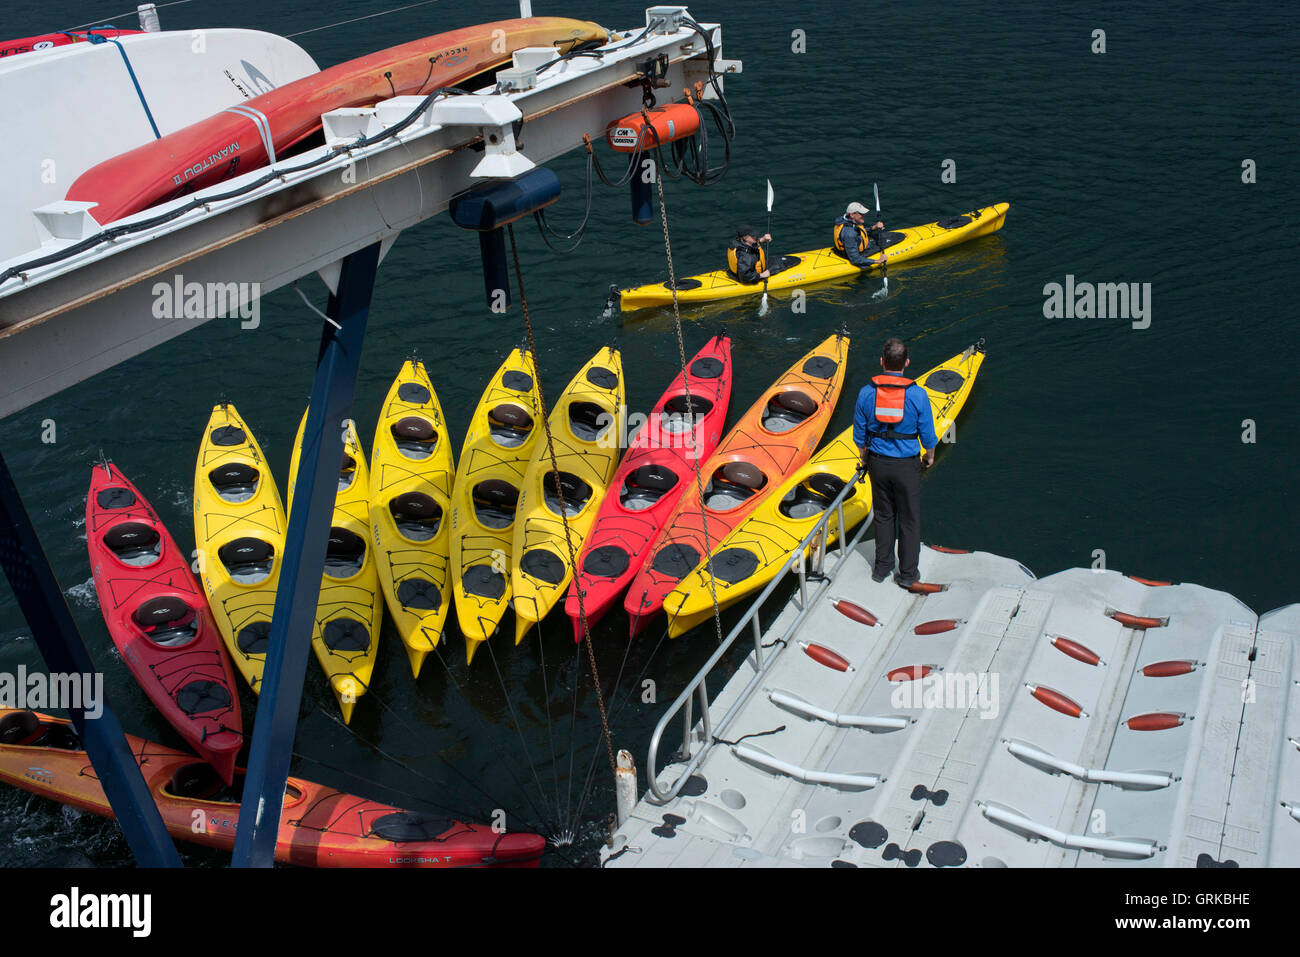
[0,449,181,866]
[232,241,382,867]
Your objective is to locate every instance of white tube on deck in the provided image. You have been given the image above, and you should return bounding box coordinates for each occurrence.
[615,749,637,827]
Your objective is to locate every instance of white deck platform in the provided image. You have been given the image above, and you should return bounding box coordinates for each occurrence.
[605,540,1299,868]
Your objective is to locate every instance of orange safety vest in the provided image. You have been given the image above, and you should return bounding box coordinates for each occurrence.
[869,373,919,439]
[833,219,869,255]
[726,242,767,277]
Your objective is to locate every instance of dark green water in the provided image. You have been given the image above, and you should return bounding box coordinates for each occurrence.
[1,0,1295,866]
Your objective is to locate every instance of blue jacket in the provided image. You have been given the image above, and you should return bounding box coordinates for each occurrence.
[853,379,938,458]
[834,215,876,269]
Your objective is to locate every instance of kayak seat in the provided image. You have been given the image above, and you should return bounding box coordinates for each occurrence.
[218,536,275,584]
[208,463,261,504]
[543,471,593,518]
[391,416,438,460]
[488,403,534,449]
[779,473,847,520]
[323,527,366,578]
[337,454,357,493]
[103,522,161,567]
[169,762,241,803]
[389,491,443,541]
[661,395,713,433]
[472,480,518,529]
[762,391,818,434]
[620,465,679,511]
[132,596,198,647]
[569,401,612,442]
[40,723,81,751]
[0,710,42,745]
[705,463,766,511]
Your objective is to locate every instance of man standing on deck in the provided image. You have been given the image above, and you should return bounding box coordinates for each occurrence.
[853,338,937,587]
[726,225,772,284]
[834,202,889,270]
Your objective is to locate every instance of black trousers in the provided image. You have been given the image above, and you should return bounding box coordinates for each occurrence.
[866,452,922,580]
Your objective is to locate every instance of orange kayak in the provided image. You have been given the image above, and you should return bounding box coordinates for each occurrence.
[0,709,545,867]
[623,332,849,634]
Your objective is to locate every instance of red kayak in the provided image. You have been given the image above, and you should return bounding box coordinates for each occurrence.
[0,709,546,867]
[0,28,141,59]
[86,461,242,783]
[564,335,732,639]
[64,16,607,223]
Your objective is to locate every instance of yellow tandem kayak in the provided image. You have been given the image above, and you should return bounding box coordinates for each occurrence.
[616,203,1009,311]
[511,346,625,644]
[193,402,286,693]
[449,347,543,664]
[369,360,456,679]
[288,413,384,722]
[663,341,986,637]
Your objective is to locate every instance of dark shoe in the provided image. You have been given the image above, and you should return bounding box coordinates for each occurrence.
[871,570,890,583]
[893,574,917,589]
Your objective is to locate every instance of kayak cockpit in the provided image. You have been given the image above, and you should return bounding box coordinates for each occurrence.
[543,471,593,518]
[388,491,443,541]
[779,473,850,520]
[132,596,199,648]
[102,521,161,567]
[569,401,612,443]
[621,465,679,511]
[323,528,366,578]
[704,462,767,512]
[661,394,713,434]
[762,390,818,434]
[488,404,534,449]
[391,416,438,460]
[218,536,276,584]
[208,462,261,504]
[337,454,358,492]
[471,480,518,529]
[0,711,80,751]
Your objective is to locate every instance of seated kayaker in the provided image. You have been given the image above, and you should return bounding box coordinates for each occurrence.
[726,225,772,284]
[833,202,888,269]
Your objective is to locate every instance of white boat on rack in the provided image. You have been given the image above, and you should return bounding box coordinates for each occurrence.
[605,487,1300,868]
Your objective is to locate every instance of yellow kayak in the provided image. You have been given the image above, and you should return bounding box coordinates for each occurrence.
[193,402,286,693]
[664,341,986,637]
[617,203,1009,310]
[449,347,543,664]
[511,346,624,644]
[288,413,383,722]
[369,360,455,679]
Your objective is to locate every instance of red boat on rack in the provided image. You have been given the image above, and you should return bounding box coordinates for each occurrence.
[564,335,733,639]
[0,710,546,867]
[0,27,141,59]
[64,16,608,223]
[86,460,242,782]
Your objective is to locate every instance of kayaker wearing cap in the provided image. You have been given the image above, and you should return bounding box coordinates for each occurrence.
[834,202,888,269]
[853,337,937,588]
[726,225,772,284]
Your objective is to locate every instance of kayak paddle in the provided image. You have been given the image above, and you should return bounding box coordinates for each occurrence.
[871,181,889,301]
[758,179,774,316]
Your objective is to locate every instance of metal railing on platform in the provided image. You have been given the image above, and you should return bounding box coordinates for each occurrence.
[645,476,873,803]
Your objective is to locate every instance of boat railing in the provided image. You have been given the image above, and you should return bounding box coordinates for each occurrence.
[645,474,874,803]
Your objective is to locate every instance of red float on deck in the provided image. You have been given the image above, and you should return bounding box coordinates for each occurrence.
[1126,575,1173,587]
[801,642,852,672]
[1127,712,1187,731]
[1027,684,1088,718]
[908,582,946,595]
[1142,660,1198,678]
[832,598,878,627]
[927,544,970,554]
[887,665,934,682]
[914,619,960,636]
[1106,608,1169,629]
[1049,635,1103,666]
